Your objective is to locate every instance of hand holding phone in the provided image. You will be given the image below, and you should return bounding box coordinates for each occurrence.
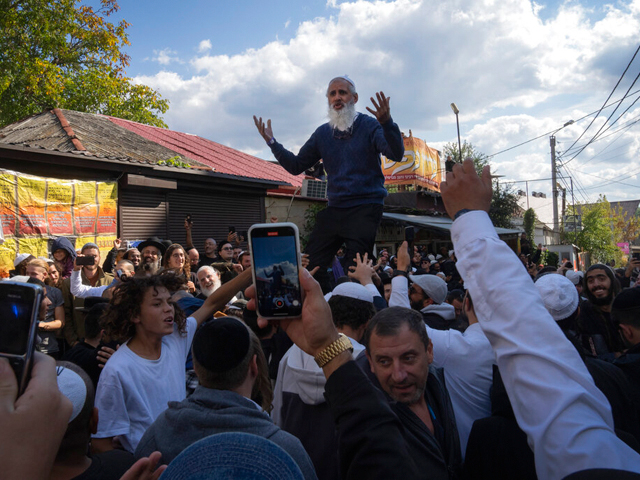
[0,281,43,396]
[76,255,96,267]
[249,223,303,319]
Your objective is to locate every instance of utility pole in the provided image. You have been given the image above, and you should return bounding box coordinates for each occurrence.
[550,136,559,242]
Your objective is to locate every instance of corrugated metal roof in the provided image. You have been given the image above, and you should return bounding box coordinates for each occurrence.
[0,109,199,167]
[106,115,303,187]
[383,212,521,236]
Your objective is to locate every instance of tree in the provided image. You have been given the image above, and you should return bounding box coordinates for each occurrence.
[0,0,169,127]
[490,181,520,229]
[523,208,536,245]
[569,196,621,264]
[611,204,640,245]
[442,140,489,175]
[441,141,518,228]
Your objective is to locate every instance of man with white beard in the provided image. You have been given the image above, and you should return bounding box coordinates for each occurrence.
[196,265,221,299]
[254,76,404,292]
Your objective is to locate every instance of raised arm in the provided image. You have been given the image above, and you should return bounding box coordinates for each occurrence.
[253,116,274,144]
[190,269,252,326]
[440,159,640,479]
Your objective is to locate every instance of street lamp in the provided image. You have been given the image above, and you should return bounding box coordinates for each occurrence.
[451,103,462,163]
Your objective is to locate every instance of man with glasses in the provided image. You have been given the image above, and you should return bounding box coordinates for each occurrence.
[253,75,404,292]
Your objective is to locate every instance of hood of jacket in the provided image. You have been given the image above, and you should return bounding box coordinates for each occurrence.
[421,302,456,321]
[51,237,76,259]
[143,388,280,459]
[280,338,366,405]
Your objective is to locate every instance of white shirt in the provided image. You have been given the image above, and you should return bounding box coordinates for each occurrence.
[426,323,494,459]
[93,316,197,452]
[70,269,117,298]
[388,274,494,458]
[452,210,640,479]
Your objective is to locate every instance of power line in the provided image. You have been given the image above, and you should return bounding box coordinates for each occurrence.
[560,43,640,162]
[561,67,640,167]
[485,87,640,159]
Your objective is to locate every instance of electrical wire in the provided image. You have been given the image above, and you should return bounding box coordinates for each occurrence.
[559,43,640,163]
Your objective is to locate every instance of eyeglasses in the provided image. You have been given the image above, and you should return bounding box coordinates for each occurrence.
[221,247,233,251]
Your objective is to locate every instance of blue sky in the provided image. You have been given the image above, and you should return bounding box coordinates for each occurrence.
[98,0,640,213]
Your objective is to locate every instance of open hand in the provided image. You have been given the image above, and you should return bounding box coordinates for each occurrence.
[366,91,391,124]
[253,116,274,143]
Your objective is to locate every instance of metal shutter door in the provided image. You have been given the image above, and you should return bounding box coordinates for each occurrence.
[119,189,168,241]
[167,191,264,248]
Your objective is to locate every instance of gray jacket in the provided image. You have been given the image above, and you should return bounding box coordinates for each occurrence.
[135,386,317,480]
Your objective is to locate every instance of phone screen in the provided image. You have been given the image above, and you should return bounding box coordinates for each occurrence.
[0,284,38,355]
[250,223,303,318]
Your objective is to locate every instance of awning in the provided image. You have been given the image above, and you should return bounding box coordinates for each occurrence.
[382,212,522,236]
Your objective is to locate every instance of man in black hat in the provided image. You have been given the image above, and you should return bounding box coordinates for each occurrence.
[137,237,166,275]
[134,317,317,479]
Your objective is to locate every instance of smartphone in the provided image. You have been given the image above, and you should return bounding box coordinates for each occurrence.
[186,214,192,225]
[405,226,415,259]
[249,222,303,319]
[0,281,43,396]
[633,252,640,261]
[76,255,95,266]
[229,226,236,234]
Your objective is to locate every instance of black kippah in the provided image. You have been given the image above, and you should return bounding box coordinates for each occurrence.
[612,287,640,310]
[192,317,251,373]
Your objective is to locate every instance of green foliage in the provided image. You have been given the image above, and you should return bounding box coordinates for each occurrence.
[442,141,518,229]
[542,250,559,268]
[158,156,191,168]
[441,140,489,175]
[0,0,169,127]
[569,196,622,264]
[301,203,327,250]
[489,181,519,229]
[523,208,536,245]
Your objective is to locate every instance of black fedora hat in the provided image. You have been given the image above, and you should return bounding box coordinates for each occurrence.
[138,236,167,255]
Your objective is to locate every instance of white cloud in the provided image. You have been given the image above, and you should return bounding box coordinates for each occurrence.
[284,19,291,29]
[134,0,640,201]
[152,48,180,66]
[198,39,212,53]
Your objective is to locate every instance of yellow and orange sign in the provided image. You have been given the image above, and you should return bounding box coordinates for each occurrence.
[381,134,442,192]
[0,169,118,275]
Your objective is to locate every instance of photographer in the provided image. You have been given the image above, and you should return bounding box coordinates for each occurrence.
[70,258,134,299]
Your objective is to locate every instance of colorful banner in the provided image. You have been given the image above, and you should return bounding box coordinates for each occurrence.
[17,176,47,235]
[46,179,74,235]
[0,169,118,276]
[0,172,17,236]
[74,181,98,235]
[97,182,117,234]
[381,134,442,192]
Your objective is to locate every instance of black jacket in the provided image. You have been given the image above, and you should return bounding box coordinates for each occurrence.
[354,353,462,479]
[324,360,422,480]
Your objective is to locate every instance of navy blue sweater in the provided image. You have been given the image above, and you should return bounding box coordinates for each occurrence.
[270,114,404,208]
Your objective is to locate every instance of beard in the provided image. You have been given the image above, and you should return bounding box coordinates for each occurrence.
[328,101,357,131]
[200,279,221,298]
[590,288,613,306]
[141,258,162,275]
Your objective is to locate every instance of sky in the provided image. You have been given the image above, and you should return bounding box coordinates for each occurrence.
[103,0,640,207]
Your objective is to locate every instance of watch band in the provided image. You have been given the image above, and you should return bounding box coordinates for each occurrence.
[393,269,409,278]
[314,333,354,368]
[268,137,276,146]
[454,208,473,220]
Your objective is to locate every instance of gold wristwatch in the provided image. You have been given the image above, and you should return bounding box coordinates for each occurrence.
[314,333,354,368]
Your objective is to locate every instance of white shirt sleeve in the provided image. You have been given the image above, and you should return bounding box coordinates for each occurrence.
[388,275,410,309]
[70,270,114,298]
[451,210,640,479]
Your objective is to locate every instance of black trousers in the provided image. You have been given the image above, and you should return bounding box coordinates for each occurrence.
[305,203,383,293]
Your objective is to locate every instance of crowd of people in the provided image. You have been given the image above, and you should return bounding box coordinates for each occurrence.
[2,76,640,480]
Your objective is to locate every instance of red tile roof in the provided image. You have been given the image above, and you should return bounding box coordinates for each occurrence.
[105,116,303,187]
